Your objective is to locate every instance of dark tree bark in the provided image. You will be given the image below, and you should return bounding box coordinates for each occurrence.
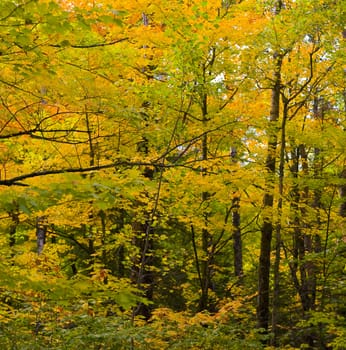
[131,80,157,320]
[196,63,216,313]
[271,100,288,345]
[232,195,243,278]
[257,53,282,333]
[131,220,155,320]
[197,117,215,312]
[36,216,48,254]
[8,208,19,248]
[288,144,317,311]
[287,95,330,348]
[339,169,346,218]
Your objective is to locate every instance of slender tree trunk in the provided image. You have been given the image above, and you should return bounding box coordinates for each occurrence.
[340,29,346,219]
[289,144,316,312]
[131,220,155,320]
[131,135,156,320]
[8,208,19,248]
[257,54,282,333]
[198,87,215,312]
[229,147,243,279]
[232,195,243,278]
[340,168,346,218]
[36,216,47,254]
[271,101,288,345]
[339,83,346,218]
[287,97,328,348]
[85,110,97,270]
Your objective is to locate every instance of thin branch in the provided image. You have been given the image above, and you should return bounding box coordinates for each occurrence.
[0,129,90,140]
[49,38,128,49]
[63,61,116,84]
[0,160,208,187]
[0,0,35,22]
[154,120,239,163]
[0,162,138,186]
[0,79,42,99]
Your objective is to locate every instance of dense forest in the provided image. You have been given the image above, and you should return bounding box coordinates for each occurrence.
[0,0,345,349]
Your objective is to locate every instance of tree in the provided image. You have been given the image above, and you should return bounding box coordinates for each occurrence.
[0,0,345,349]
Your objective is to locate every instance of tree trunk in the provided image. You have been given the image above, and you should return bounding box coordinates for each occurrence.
[340,168,346,218]
[8,208,19,248]
[197,91,215,312]
[131,220,155,320]
[131,90,157,320]
[131,144,156,320]
[257,53,282,332]
[271,101,288,345]
[287,96,327,348]
[36,216,47,254]
[232,195,243,278]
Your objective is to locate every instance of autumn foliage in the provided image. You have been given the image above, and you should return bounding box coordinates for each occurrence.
[0,0,345,349]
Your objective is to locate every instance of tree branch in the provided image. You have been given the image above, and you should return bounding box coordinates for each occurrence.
[49,38,128,49]
[0,161,146,186]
